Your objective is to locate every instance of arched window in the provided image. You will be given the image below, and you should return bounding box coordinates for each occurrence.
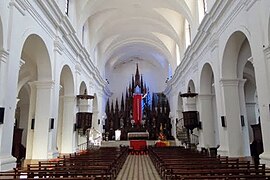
[65,0,70,15]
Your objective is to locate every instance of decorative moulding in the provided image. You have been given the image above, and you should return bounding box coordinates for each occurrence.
[9,0,27,16]
[0,50,9,63]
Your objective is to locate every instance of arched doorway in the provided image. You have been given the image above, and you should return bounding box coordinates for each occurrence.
[199,63,219,149]
[57,65,75,154]
[15,34,52,163]
[221,31,258,156]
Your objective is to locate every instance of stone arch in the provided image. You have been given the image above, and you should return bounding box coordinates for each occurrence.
[57,65,75,153]
[15,34,53,161]
[220,30,255,156]
[199,63,219,148]
[21,34,52,81]
[221,31,250,79]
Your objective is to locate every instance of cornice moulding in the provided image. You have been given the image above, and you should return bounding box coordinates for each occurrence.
[168,0,252,90]
[0,50,9,63]
[9,0,26,16]
[33,1,106,89]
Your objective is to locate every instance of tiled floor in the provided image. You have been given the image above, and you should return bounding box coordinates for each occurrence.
[116,155,161,180]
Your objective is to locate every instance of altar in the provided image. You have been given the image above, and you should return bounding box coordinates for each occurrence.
[104,64,173,141]
[127,132,149,140]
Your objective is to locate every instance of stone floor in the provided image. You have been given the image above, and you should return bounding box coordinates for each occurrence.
[116,155,161,180]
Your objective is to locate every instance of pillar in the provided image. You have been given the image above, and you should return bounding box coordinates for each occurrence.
[238,79,250,156]
[220,79,246,157]
[259,46,270,166]
[0,49,17,170]
[31,81,54,160]
[60,96,75,153]
[198,94,216,148]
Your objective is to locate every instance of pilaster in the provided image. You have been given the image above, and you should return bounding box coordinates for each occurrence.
[31,81,54,160]
[198,94,216,148]
[220,79,249,156]
[60,96,76,154]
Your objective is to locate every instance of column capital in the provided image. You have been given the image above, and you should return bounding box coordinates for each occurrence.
[20,58,25,68]
[61,95,76,102]
[238,79,247,87]
[198,94,214,100]
[220,78,242,87]
[54,36,64,55]
[0,49,9,63]
[247,56,254,64]
[263,46,270,59]
[33,81,55,89]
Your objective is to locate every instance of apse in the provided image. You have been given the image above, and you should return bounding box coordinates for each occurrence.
[106,58,168,101]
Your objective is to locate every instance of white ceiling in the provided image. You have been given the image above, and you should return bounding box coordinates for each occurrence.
[77,0,201,74]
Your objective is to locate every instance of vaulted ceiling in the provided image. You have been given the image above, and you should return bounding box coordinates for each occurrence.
[77,0,202,75]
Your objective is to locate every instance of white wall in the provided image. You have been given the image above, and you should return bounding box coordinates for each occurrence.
[164,0,270,166]
[106,61,167,101]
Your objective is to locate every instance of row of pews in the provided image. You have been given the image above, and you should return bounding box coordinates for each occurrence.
[149,146,270,179]
[0,147,128,180]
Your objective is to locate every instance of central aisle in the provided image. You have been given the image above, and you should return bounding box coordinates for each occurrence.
[116,155,161,180]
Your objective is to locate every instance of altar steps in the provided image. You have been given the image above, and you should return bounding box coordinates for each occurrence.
[101,140,176,147]
[116,155,161,180]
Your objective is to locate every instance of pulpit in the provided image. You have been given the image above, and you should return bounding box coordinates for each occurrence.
[76,91,94,135]
[180,88,199,148]
[182,111,199,132]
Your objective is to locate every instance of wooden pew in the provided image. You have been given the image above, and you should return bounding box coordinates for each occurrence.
[0,146,129,180]
[148,146,270,180]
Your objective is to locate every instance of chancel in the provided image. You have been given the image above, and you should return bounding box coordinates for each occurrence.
[0,0,270,179]
[104,64,173,141]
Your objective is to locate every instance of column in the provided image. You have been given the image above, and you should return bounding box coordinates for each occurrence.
[31,81,54,160]
[47,83,61,159]
[246,102,256,141]
[25,82,36,160]
[0,50,8,104]
[238,79,250,156]
[0,49,17,170]
[220,79,245,157]
[60,96,75,153]
[259,46,270,166]
[198,94,216,148]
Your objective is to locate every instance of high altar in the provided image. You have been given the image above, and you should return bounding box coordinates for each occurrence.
[104,64,173,141]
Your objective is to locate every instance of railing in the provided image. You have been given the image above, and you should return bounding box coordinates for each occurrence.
[190,133,199,145]
[176,118,188,143]
[176,117,199,148]
[78,142,88,151]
